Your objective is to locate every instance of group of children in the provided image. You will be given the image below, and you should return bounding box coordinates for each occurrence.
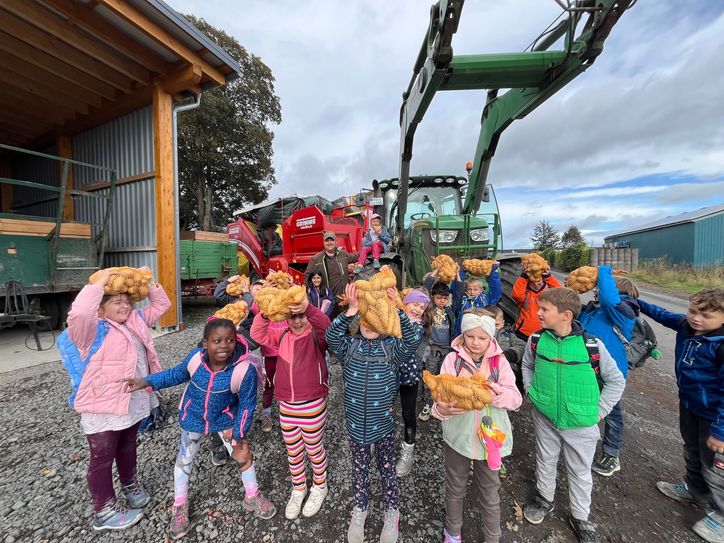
[60,255,723,543]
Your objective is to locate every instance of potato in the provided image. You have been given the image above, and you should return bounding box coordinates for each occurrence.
[566,266,598,294]
[354,266,401,337]
[431,254,459,284]
[462,259,497,277]
[88,266,154,302]
[422,370,494,407]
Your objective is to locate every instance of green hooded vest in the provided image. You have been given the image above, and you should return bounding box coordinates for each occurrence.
[528,330,600,429]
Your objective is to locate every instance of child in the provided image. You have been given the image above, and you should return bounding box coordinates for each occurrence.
[483,305,527,382]
[62,267,170,531]
[123,318,276,538]
[638,288,723,542]
[396,289,433,477]
[511,260,561,340]
[251,294,331,520]
[578,267,639,477]
[432,313,522,543]
[522,288,625,543]
[450,265,502,336]
[354,213,391,273]
[418,278,456,421]
[307,271,335,317]
[325,283,421,543]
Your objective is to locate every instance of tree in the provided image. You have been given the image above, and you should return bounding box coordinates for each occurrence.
[560,225,587,248]
[530,220,560,251]
[178,16,282,231]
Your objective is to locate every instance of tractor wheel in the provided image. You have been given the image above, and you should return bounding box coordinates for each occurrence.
[353,260,403,289]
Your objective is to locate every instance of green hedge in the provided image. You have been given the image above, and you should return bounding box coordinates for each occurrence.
[536,245,590,272]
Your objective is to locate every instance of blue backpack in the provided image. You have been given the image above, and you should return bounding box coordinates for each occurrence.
[57,323,109,408]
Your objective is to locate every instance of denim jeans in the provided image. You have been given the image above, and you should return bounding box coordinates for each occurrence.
[680,404,724,512]
[601,400,624,457]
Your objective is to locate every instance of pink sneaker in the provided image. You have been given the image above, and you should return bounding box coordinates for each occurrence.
[443,528,462,543]
[242,492,277,520]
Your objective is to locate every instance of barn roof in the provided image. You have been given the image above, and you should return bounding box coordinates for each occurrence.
[605,203,724,239]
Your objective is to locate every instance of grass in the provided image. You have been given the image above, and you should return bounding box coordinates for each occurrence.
[630,259,724,294]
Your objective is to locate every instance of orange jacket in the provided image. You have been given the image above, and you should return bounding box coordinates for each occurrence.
[511,273,562,338]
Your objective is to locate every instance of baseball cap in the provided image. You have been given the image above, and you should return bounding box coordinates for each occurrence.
[323,231,336,240]
[370,213,382,220]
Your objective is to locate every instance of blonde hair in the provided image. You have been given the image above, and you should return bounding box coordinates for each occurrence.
[464,276,483,288]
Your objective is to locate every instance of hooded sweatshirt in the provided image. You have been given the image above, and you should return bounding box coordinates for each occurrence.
[432,335,522,460]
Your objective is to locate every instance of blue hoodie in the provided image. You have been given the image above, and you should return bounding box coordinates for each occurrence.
[638,300,724,441]
[579,266,637,378]
[145,341,258,441]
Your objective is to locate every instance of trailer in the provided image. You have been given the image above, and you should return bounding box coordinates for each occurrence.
[179,231,237,297]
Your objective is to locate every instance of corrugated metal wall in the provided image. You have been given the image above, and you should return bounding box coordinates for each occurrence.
[608,222,695,264]
[72,106,157,272]
[693,212,724,267]
[9,144,58,218]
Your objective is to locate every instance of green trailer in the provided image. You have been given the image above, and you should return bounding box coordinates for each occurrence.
[0,144,116,331]
[179,238,237,297]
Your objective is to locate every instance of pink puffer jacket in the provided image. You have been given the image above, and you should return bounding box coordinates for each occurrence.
[67,283,171,415]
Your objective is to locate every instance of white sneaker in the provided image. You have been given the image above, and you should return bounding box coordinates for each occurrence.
[347,506,367,543]
[379,508,400,543]
[284,487,307,520]
[418,404,431,421]
[302,483,328,517]
[395,442,415,477]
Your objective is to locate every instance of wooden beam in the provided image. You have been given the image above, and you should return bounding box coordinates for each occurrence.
[0,122,33,141]
[3,0,150,84]
[0,50,104,108]
[44,0,172,75]
[56,135,74,221]
[1,81,82,121]
[1,64,94,115]
[0,10,135,93]
[0,30,117,101]
[159,64,203,96]
[1,106,57,131]
[99,0,226,86]
[0,162,12,213]
[152,83,177,327]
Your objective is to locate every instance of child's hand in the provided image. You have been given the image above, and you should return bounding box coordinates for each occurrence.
[121,378,147,393]
[521,261,528,272]
[139,266,155,287]
[228,275,240,283]
[90,268,117,287]
[372,225,381,235]
[222,428,233,443]
[436,400,468,416]
[345,283,360,314]
[289,297,309,315]
[707,435,724,453]
[386,287,398,302]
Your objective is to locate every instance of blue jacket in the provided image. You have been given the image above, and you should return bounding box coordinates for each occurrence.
[638,300,724,441]
[362,226,391,252]
[452,266,502,336]
[213,279,253,308]
[307,285,335,317]
[325,310,421,444]
[579,266,637,378]
[145,342,258,441]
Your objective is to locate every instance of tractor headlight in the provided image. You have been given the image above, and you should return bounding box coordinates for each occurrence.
[470,228,489,242]
[430,230,457,244]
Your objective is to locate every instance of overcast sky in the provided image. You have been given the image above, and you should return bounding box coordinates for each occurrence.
[174,0,724,248]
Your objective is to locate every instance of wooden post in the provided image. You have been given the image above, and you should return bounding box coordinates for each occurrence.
[56,134,74,221]
[153,83,177,327]
[0,162,11,212]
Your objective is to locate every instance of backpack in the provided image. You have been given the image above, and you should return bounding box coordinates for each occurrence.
[529,330,601,375]
[614,316,659,369]
[58,324,109,408]
[186,354,251,395]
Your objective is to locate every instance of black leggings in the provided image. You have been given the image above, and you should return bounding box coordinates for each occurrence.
[399,383,418,445]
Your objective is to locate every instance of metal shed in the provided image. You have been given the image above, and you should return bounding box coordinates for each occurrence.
[604,203,724,267]
[0,0,241,328]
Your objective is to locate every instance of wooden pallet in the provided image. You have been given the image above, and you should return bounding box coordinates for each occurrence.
[0,218,92,238]
[181,230,229,242]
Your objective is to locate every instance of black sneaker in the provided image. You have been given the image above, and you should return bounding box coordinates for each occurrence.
[591,453,620,477]
[570,517,597,543]
[523,493,554,525]
[209,433,228,466]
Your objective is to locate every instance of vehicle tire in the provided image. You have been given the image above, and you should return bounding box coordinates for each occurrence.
[354,260,403,288]
[38,296,60,330]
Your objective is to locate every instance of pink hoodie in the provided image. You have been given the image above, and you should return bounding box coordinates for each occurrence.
[67,283,171,415]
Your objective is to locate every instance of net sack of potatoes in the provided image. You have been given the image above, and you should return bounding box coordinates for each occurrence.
[213,301,250,327]
[255,284,306,322]
[431,254,459,284]
[462,259,497,277]
[355,265,401,337]
[566,266,598,294]
[522,253,548,282]
[88,267,153,302]
[225,275,249,296]
[265,271,293,290]
[422,370,494,410]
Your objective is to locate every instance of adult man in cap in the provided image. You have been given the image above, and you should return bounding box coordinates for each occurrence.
[305,231,358,318]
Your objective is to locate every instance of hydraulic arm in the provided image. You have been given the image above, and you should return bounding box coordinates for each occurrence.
[397,0,633,238]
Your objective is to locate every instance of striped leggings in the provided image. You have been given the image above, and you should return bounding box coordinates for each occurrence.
[279,397,328,490]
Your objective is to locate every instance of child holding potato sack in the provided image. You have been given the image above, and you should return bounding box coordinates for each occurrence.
[325,282,422,543]
[432,313,522,543]
[449,265,502,336]
[62,267,170,531]
[511,258,561,340]
[123,318,276,538]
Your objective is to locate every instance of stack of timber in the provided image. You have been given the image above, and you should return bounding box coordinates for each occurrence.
[0,218,91,239]
[180,230,229,242]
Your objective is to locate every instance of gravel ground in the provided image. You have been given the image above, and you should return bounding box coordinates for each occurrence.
[0,302,707,543]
